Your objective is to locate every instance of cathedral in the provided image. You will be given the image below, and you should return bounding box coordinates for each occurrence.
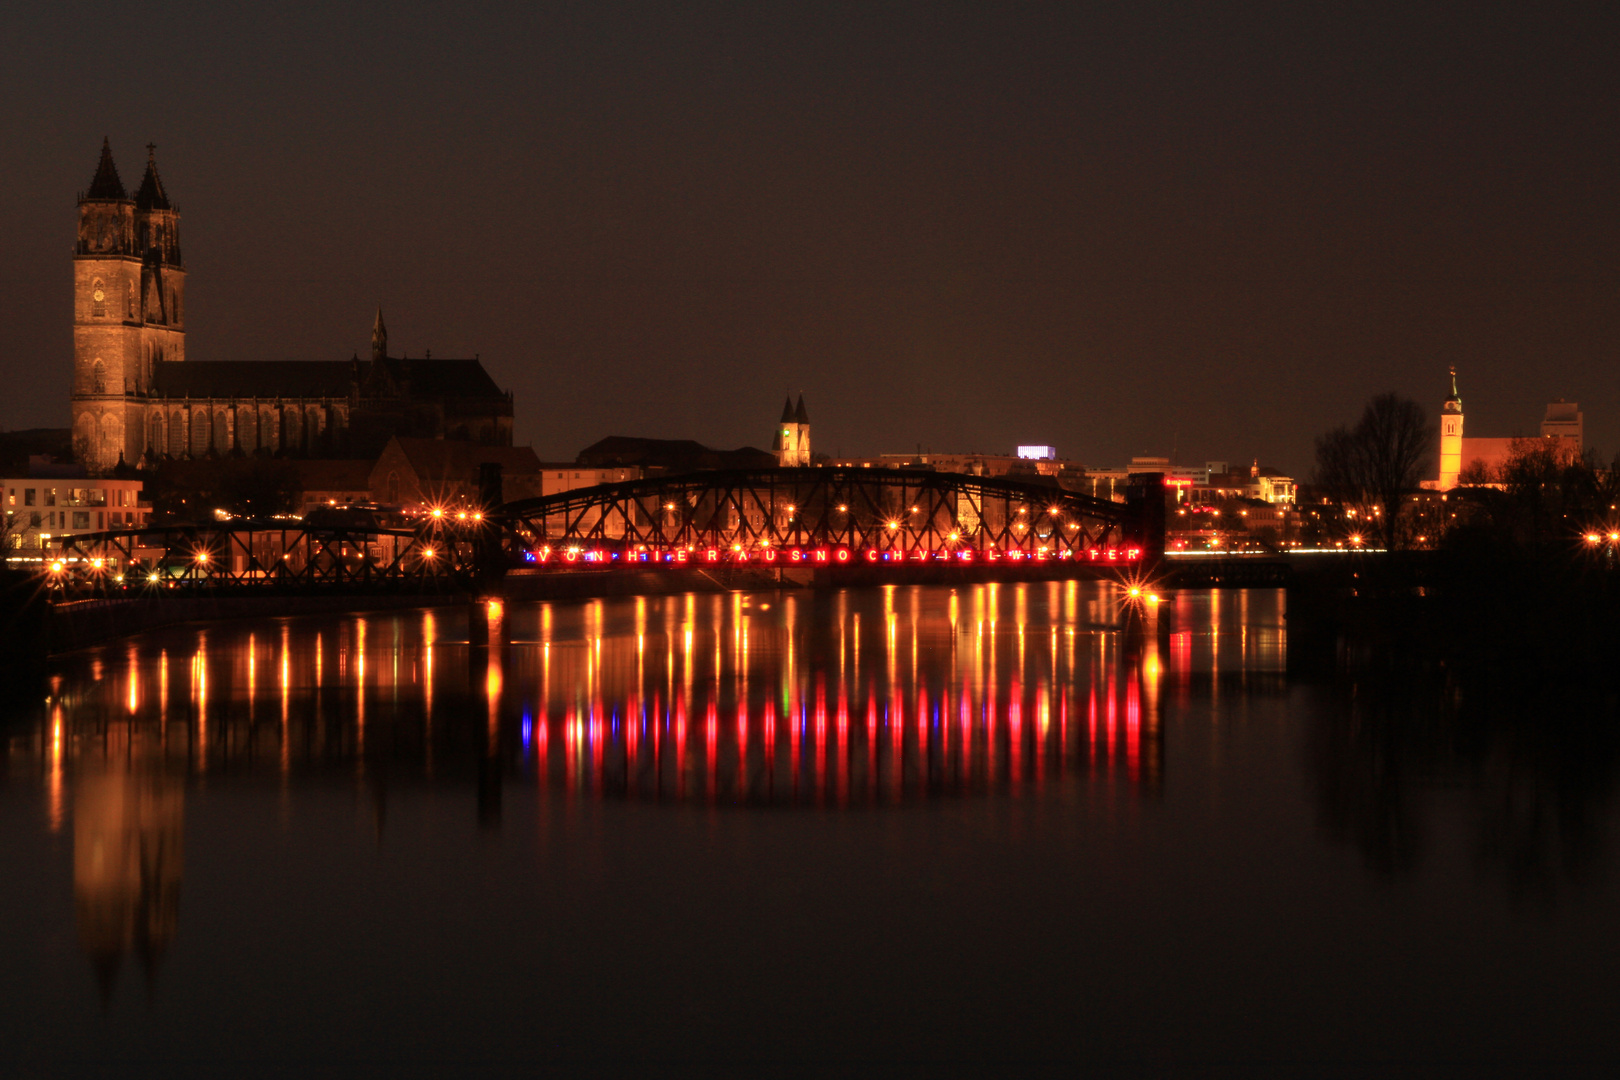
[71,140,514,473]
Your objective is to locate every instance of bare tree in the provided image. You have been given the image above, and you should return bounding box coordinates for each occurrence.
[1314,393,1434,549]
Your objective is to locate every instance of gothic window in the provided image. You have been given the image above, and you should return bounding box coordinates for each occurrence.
[91,279,105,318]
[191,410,211,456]
[126,281,135,319]
[91,360,106,395]
[101,414,123,464]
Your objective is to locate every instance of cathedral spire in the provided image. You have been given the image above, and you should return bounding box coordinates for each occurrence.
[134,144,171,211]
[85,138,126,201]
[1444,365,1462,413]
[371,308,388,363]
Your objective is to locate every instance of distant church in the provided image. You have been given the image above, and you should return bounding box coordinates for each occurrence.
[772,394,811,467]
[1432,367,1583,490]
[70,140,513,472]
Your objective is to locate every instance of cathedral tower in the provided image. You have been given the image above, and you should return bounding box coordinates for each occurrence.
[772,394,811,467]
[1438,366,1464,491]
[72,141,185,471]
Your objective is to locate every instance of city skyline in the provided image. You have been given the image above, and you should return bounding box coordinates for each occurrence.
[3,3,1617,475]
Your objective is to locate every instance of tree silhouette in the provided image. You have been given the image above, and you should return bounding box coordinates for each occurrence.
[1314,393,1434,548]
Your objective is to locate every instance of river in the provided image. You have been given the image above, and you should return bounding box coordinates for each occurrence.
[2,582,1617,1071]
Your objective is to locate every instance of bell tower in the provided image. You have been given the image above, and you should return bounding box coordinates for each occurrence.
[71,141,185,471]
[1438,366,1464,490]
[133,143,186,379]
[72,139,141,471]
[772,394,812,467]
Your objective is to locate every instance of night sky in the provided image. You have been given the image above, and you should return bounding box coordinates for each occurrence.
[3,1,1618,474]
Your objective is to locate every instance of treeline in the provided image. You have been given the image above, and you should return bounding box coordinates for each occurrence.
[1311,394,1620,686]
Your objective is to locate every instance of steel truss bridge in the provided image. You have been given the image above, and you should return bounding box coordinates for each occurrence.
[44,520,470,595]
[499,467,1159,567]
[31,468,1164,597]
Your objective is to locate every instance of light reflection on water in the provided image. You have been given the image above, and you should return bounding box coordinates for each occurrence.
[5,582,1286,1018]
[15,583,1285,807]
[10,583,1620,1066]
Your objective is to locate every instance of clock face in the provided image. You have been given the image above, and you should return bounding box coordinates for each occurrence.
[92,288,105,303]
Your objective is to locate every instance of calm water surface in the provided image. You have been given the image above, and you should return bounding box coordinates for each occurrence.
[2,582,1617,1072]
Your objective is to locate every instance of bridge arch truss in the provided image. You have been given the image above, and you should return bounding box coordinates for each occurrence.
[497,467,1150,558]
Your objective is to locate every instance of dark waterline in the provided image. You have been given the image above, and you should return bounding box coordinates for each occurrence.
[2,583,1617,1071]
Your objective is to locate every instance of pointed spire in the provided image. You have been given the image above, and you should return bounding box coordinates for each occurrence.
[779,395,795,424]
[371,308,388,363]
[85,137,126,200]
[1443,365,1463,414]
[794,393,809,425]
[134,143,171,211]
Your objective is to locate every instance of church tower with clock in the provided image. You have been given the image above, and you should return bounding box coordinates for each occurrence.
[68,139,513,474]
[72,139,186,468]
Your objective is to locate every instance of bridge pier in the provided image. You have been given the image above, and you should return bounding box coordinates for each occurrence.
[1122,593,1171,660]
[1126,472,1168,565]
[468,596,509,648]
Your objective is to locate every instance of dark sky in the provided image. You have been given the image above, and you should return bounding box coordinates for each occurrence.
[3,1,1618,474]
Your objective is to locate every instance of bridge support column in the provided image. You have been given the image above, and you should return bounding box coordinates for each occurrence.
[468,596,509,649]
[1126,472,1167,563]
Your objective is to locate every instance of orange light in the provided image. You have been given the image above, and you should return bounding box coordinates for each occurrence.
[49,560,65,574]
[456,511,467,521]
[431,507,445,519]
[837,505,847,512]
[422,547,436,559]
[1585,533,1601,544]
[473,512,483,522]
[196,551,210,563]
